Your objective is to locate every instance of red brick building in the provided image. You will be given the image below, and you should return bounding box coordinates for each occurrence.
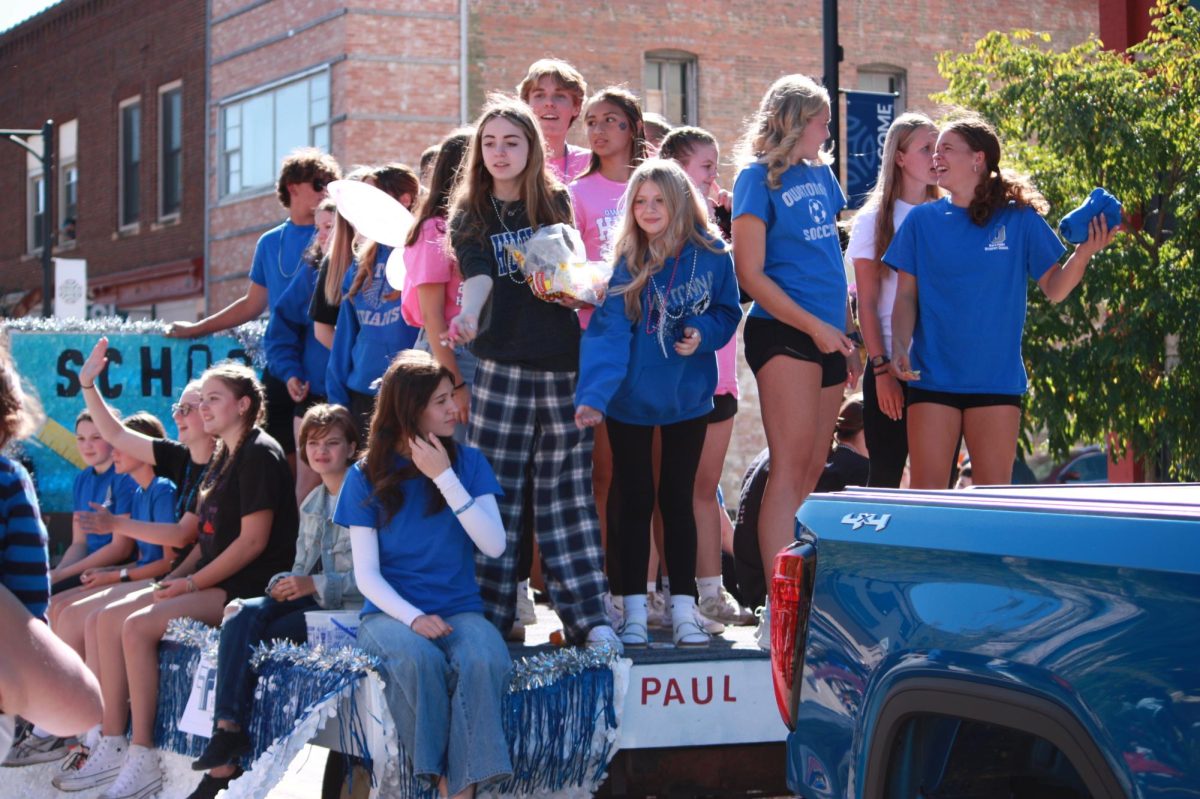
[0,0,207,320]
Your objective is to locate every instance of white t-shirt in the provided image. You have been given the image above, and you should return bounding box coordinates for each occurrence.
[846,199,916,355]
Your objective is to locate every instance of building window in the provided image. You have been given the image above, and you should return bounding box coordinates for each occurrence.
[858,66,907,114]
[119,98,141,228]
[643,51,698,126]
[28,173,44,254]
[219,69,330,198]
[59,119,78,242]
[159,83,183,219]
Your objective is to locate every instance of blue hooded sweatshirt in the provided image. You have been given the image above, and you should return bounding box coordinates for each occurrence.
[326,245,420,406]
[265,264,330,398]
[576,237,742,426]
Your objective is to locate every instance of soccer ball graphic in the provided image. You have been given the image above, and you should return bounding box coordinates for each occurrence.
[807,199,827,225]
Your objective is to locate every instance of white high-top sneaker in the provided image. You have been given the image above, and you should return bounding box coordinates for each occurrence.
[102,744,162,799]
[52,734,125,791]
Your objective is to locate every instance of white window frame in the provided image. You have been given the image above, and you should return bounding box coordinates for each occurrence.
[158,81,183,222]
[643,50,699,126]
[58,119,78,247]
[27,169,44,256]
[857,65,907,114]
[218,66,331,200]
[118,95,142,231]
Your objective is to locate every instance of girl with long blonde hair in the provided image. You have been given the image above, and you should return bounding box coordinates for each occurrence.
[576,160,740,647]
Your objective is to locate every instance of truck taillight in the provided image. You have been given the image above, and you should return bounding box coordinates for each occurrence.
[770,540,815,730]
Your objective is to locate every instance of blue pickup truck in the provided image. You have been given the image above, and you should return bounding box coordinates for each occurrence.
[769,484,1200,798]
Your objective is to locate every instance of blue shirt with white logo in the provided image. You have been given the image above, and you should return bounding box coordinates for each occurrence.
[732,161,848,329]
[883,198,1066,394]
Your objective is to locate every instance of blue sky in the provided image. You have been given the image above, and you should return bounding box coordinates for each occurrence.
[0,0,60,35]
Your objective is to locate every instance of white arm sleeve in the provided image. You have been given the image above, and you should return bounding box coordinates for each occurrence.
[348,525,423,626]
[432,469,506,558]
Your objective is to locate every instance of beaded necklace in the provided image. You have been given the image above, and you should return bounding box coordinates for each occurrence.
[644,246,697,336]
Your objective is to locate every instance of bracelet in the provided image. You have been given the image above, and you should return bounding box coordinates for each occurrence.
[452,498,475,516]
[80,382,95,390]
[186,575,198,593]
[453,382,466,391]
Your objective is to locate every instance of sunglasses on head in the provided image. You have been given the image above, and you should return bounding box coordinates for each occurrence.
[171,402,198,417]
[312,178,328,192]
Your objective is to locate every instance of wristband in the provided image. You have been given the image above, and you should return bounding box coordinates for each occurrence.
[120,567,131,583]
[452,498,475,516]
[186,575,198,593]
[81,382,95,390]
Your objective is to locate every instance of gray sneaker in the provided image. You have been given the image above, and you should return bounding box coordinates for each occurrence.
[3,731,73,766]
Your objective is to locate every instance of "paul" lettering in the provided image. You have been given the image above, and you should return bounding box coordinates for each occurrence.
[640,675,737,706]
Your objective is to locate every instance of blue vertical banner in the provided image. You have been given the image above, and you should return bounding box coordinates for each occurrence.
[3,320,264,512]
[844,90,897,209]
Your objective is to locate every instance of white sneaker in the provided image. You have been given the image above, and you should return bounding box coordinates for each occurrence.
[694,604,725,635]
[53,734,125,791]
[753,604,771,652]
[516,579,537,626]
[2,731,72,766]
[586,623,624,655]
[603,592,624,628]
[672,615,711,647]
[646,591,671,629]
[102,744,162,799]
[698,588,756,626]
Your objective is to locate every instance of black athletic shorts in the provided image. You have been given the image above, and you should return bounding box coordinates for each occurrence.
[707,393,738,424]
[263,370,297,454]
[743,316,847,388]
[907,387,1022,410]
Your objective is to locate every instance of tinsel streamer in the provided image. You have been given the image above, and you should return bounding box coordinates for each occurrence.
[1,316,268,368]
[154,618,220,757]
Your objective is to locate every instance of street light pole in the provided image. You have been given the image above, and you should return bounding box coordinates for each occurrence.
[823,0,841,177]
[3,119,55,317]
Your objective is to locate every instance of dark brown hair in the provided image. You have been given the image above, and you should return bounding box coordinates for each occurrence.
[298,403,359,468]
[579,86,648,180]
[277,147,342,209]
[942,114,1048,225]
[362,351,457,522]
[658,126,718,165]
[406,129,472,248]
[348,164,420,301]
[122,412,166,440]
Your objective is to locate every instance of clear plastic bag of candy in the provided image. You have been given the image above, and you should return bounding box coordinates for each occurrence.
[509,223,613,305]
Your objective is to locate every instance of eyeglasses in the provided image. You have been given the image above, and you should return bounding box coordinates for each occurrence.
[171,402,199,417]
[312,178,328,193]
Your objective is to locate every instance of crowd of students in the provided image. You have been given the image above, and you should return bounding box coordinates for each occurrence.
[0,56,1116,799]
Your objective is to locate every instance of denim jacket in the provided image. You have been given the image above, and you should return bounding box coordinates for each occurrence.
[271,484,362,609]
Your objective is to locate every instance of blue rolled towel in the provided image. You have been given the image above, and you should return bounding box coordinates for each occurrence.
[1058,187,1122,244]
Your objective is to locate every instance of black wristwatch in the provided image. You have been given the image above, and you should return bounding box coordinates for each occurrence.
[870,354,890,368]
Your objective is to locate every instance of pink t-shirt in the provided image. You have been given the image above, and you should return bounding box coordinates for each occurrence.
[715,337,740,398]
[400,217,462,328]
[570,172,626,262]
[549,144,592,184]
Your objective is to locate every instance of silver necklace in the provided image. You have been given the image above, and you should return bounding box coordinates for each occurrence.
[277,222,304,281]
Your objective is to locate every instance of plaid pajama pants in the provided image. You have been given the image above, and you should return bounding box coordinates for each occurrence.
[468,358,610,643]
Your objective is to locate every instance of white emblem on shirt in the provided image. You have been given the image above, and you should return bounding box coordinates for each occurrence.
[985,225,1009,252]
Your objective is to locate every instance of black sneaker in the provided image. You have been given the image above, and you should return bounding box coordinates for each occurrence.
[191,729,251,771]
[185,767,244,799]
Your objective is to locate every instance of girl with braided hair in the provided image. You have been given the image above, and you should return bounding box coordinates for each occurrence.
[731,74,861,651]
[82,362,297,799]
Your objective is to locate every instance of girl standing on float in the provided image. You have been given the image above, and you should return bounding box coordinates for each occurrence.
[732,75,862,650]
[845,113,940,488]
[400,129,475,435]
[885,115,1115,488]
[576,159,741,647]
[658,126,753,629]
[444,96,619,649]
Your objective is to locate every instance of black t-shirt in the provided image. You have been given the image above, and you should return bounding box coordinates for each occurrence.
[195,429,298,600]
[450,193,581,371]
[151,438,208,521]
[814,445,870,494]
[308,256,341,326]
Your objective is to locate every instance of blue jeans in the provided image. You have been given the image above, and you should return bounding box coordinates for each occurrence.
[213,595,317,726]
[358,611,512,795]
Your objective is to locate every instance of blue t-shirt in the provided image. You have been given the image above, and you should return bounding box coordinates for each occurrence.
[732,160,848,329]
[883,199,1067,394]
[72,466,135,553]
[129,476,176,566]
[249,220,318,306]
[333,446,503,620]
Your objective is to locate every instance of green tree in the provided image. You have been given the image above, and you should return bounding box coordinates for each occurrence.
[936,1,1199,479]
